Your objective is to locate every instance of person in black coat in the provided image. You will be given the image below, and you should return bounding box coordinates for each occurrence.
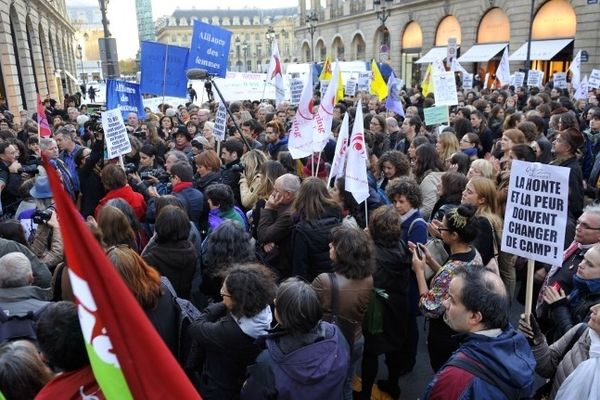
[290,178,342,282]
[551,128,584,220]
[142,205,198,300]
[186,264,276,400]
[76,135,105,218]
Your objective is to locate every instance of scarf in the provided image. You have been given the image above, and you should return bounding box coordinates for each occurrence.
[555,328,600,400]
[569,275,600,309]
[462,147,478,158]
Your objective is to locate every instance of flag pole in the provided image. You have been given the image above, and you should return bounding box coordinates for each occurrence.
[161,45,169,106]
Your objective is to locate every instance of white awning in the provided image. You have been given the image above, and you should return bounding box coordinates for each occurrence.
[458,43,507,63]
[62,69,79,83]
[415,47,447,64]
[509,39,573,61]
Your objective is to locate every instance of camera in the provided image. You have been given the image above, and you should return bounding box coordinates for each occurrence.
[18,164,41,175]
[33,209,53,225]
[124,163,138,174]
[140,169,171,182]
[231,163,245,173]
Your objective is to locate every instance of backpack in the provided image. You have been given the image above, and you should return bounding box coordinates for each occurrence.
[0,306,47,344]
[160,277,202,365]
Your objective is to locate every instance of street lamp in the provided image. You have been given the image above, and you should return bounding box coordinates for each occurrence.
[242,41,248,72]
[305,11,318,63]
[266,25,275,47]
[76,44,86,89]
[374,0,393,60]
[235,37,241,71]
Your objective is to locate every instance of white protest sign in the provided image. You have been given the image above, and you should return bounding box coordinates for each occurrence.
[345,78,357,97]
[190,71,285,102]
[501,160,570,265]
[143,96,188,112]
[212,102,228,142]
[589,69,600,89]
[447,38,457,65]
[320,80,329,96]
[527,70,543,88]
[553,72,567,89]
[102,109,132,159]
[432,71,458,106]
[290,78,304,105]
[357,72,370,92]
[462,73,473,90]
[513,72,525,88]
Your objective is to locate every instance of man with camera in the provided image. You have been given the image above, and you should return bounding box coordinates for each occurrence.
[29,176,63,271]
[39,138,77,202]
[0,142,23,217]
[55,126,82,194]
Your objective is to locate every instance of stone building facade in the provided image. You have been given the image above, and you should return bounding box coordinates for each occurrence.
[0,0,78,117]
[155,7,298,73]
[296,0,600,87]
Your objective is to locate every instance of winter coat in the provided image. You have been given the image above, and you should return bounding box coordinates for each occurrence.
[241,321,349,400]
[96,185,147,221]
[424,327,536,399]
[256,203,294,279]
[291,206,342,282]
[419,171,444,221]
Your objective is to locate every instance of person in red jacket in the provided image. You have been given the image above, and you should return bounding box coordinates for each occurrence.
[95,163,146,221]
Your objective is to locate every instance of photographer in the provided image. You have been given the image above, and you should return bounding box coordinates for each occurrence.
[29,176,63,271]
[76,119,105,218]
[0,142,23,217]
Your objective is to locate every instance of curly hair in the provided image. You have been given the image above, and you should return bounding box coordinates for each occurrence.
[224,263,276,318]
[205,183,235,211]
[386,176,423,209]
[331,225,374,279]
[378,150,411,178]
[203,220,255,277]
[369,205,401,247]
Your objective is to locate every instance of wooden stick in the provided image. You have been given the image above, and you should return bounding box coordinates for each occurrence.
[524,259,535,323]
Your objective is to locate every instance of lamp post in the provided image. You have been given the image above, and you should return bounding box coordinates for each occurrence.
[266,25,275,47]
[305,11,318,63]
[76,44,86,89]
[242,41,248,72]
[374,0,393,61]
[235,37,241,71]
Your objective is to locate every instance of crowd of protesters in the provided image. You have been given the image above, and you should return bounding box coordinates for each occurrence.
[0,80,599,400]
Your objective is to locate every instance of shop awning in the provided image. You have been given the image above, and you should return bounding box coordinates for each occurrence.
[509,39,573,61]
[458,43,507,62]
[415,47,447,64]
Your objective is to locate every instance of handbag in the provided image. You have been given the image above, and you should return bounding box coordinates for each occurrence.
[363,287,389,335]
[425,237,449,280]
[324,273,359,348]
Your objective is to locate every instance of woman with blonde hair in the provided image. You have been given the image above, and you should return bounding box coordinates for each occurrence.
[249,160,286,236]
[497,128,526,167]
[202,121,216,150]
[143,121,167,162]
[436,132,460,165]
[466,158,495,180]
[239,149,268,210]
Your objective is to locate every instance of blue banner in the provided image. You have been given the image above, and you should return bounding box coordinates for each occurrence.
[188,21,231,78]
[140,41,189,98]
[105,80,146,121]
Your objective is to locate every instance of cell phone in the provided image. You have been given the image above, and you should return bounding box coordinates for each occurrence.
[416,243,425,259]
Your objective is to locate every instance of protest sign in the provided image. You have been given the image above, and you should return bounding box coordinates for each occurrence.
[189,71,281,101]
[501,160,570,265]
[432,71,458,106]
[513,72,525,88]
[357,72,370,92]
[423,106,449,126]
[527,70,543,88]
[320,80,329,96]
[143,96,188,112]
[140,41,189,97]
[102,109,132,159]
[188,21,231,78]
[589,69,600,89]
[462,73,473,90]
[345,78,357,97]
[106,80,146,121]
[212,102,228,142]
[553,72,567,89]
[290,78,304,105]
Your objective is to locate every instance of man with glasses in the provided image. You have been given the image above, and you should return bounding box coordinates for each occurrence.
[535,205,600,341]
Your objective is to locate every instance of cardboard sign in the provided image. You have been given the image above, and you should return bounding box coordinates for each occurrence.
[102,109,132,159]
[423,106,449,126]
[345,78,357,97]
[588,69,600,89]
[357,72,370,92]
[527,70,544,88]
[432,72,458,106]
[212,102,227,142]
[501,160,570,265]
[290,78,304,105]
[553,72,567,89]
[462,73,473,90]
[513,72,525,88]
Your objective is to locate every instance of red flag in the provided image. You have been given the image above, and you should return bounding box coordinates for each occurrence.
[43,157,201,399]
[36,95,52,138]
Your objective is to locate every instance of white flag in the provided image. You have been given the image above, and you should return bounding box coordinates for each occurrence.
[328,112,350,184]
[288,72,315,159]
[569,50,581,90]
[432,59,446,75]
[496,47,510,87]
[313,61,341,152]
[266,40,285,106]
[345,99,369,204]
[450,58,469,75]
[573,74,588,101]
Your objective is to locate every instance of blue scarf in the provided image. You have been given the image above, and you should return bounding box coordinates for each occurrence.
[569,275,600,308]
[462,147,478,158]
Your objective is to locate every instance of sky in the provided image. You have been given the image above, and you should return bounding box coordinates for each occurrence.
[67,0,299,58]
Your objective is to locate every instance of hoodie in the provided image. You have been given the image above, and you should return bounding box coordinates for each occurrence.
[241,321,349,400]
[424,326,536,400]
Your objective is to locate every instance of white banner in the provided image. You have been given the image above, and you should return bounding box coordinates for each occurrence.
[513,72,525,88]
[433,71,458,106]
[588,69,600,90]
[527,70,544,88]
[345,78,357,97]
[102,108,132,159]
[290,78,304,105]
[357,72,370,92]
[553,72,567,89]
[212,102,227,142]
[462,73,473,90]
[501,160,570,265]
[190,71,284,102]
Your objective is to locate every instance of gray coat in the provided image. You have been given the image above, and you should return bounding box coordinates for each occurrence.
[532,323,592,399]
[0,286,51,316]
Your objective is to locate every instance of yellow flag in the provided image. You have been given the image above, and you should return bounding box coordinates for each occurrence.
[319,57,332,81]
[336,65,344,102]
[370,60,388,101]
[421,64,434,97]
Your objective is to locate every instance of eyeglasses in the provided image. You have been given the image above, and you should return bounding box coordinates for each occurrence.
[220,290,231,298]
[576,220,600,231]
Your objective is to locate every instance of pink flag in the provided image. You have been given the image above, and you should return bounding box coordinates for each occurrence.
[266,40,285,106]
[313,61,340,152]
[36,95,52,138]
[344,99,369,204]
[288,71,315,159]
